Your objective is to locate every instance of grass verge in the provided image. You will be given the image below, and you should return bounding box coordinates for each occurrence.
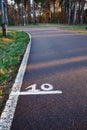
[0,30,29,115]
[60,24,87,34]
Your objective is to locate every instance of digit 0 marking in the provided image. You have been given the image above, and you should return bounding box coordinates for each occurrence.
[41,83,53,91]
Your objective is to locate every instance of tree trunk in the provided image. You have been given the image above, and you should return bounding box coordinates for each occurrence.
[20,0,24,25]
[68,0,72,25]
[80,0,85,25]
[73,0,77,25]
[53,0,56,23]
[28,0,31,24]
[48,1,50,23]
[1,0,7,37]
[78,0,81,24]
[32,0,36,24]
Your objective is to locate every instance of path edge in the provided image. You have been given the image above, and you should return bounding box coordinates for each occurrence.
[0,33,32,130]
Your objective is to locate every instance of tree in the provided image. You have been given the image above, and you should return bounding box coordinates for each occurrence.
[6,0,87,25]
[28,0,31,24]
[59,0,72,24]
[0,0,8,36]
[68,0,72,24]
[73,0,77,25]
[79,0,86,24]
[59,0,86,25]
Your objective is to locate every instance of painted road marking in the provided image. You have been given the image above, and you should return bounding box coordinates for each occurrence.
[11,90,62,95]
[25,83,59,91]
[25,84,40,92]
[41,83,53,91]
[11,83,62,95]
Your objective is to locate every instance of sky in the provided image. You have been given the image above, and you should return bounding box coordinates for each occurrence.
[8,0,32,5]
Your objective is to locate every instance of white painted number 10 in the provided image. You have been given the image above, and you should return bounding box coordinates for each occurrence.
[25,83,53,92]
[12,83,62,95]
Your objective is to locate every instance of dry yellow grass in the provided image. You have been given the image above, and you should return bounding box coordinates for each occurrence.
[0,38,13,43]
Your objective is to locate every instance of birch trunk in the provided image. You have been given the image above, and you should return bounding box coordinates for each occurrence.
[1,0,7,37]
[28,0,31,24]
[73,0,77,25]
[32,0,36,24]
[68,0,72,25]
[80,0,85,25]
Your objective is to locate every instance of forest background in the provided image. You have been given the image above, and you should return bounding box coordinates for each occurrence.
[0,0,87,26]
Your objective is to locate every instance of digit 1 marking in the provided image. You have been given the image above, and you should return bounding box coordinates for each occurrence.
[25,84,40,92]
[41,83,53,91]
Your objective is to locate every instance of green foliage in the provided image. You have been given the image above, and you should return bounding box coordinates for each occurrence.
[0,31,29,85]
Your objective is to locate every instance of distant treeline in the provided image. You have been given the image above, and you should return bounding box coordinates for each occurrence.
[0,0,87,25]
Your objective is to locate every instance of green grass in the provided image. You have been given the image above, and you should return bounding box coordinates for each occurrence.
[8,24,87,31]
[0,30,29,115]
[59,24,87,33]
[0,31,29,84]
[28,24,87,34]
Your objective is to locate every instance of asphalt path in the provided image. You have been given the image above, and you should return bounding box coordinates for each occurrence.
[11,28,87,130]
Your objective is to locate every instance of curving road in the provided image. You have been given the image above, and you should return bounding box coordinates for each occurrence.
[11,28,87,130]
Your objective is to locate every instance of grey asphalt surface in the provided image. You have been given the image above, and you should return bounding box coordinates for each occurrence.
[11,28,87,130]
